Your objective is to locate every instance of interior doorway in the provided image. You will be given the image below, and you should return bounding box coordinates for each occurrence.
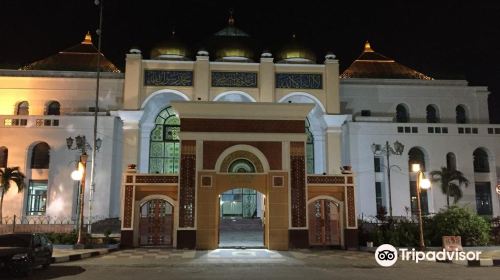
[218,188,265,248]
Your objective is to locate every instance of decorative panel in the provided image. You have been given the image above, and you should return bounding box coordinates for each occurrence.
[276,73,323,89]
[219,150,264,173]
[211,71,258,88]
[307,176,345,185]
[144,70,193,86]
[126,176,133,183]
[346,186,356,228]
[201,175,212,188]
[272,176,284,188]
[179,141,196,228]
[290,142,306,227]
[123,185,134,229]
[135,175,178,184]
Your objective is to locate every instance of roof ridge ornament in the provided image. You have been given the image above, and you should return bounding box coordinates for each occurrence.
[82,31,92,45]
[364,40,374,52]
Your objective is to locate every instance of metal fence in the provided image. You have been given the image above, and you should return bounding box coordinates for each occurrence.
[0,215,120,234]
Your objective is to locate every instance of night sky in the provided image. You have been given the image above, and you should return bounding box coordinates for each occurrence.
[1,0,499,123]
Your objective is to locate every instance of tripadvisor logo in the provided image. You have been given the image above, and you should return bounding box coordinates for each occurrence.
[374,244,482,267]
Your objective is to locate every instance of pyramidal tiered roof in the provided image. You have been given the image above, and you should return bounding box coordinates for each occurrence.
[21,32,120,73]
[340,41,432,80]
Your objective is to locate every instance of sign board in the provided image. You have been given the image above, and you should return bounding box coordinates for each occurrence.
[442,236,463,252]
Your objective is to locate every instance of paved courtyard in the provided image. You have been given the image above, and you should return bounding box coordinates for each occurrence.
[1,249,498,279]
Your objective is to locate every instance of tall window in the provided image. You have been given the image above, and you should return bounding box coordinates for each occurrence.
[31,142,50,169]
[149,107,180,174]
[456,105,467,124]
[47,101,61,115]
[26,180,48,215]
[473,148,489,173]
[446,152,456,171]
[306,118,314,174]
[408,147,428,215]
[16,101,29,115]
[396,104,409,123]
[375,182,384,212]
[475,182,492,215]
[426,105,439,123]
[0,146,7,168]
[374,157,382,172]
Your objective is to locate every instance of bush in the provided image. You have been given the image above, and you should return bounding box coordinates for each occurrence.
[46,231,78,245]
[427,206,490,246]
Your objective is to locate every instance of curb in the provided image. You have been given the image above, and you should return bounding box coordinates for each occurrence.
[465,259,500,267]
[51,248,119,263]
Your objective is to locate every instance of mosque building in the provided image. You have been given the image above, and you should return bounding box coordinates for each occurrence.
[0,16,498,250]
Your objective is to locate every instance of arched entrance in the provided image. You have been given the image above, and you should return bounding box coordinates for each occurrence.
[219,159,265,248]
[139,199,174,246]
[308,197,342,246]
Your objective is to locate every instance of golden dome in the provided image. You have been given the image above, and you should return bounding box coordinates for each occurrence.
[277,35,316,64]
[150,32,190,60]
[209,14,255,62]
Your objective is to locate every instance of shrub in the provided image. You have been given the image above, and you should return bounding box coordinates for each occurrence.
[428,206,490,246]
[46,231,78,245]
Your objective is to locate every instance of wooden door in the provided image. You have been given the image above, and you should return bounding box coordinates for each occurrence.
[308,199,341,246]
[139,199,173,246]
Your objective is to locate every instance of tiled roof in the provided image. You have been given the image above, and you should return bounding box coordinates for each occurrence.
[21,32,121,73]
[340,41,432,80]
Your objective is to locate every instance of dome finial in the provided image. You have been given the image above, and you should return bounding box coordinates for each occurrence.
[83,31,92,45]
[228,9,235,25]
[364,40,374,52]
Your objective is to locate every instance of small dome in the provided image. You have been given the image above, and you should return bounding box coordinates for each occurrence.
[150,32,190,60]
[209,14,255,62]
[277,35,316,64]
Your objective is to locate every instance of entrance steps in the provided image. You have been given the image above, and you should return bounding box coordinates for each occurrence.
[220,218,263,231]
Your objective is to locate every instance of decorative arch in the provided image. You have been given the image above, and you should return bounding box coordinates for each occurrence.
[215,144,270,173]
[408,146,429,215]
[141,89,190,110]
[138,194,177,208]
[278,92,326,113]
[408,146,427,171]
[31,142,50,169]
[446,152,457,171]
[212,91,257,102]
[148,106,180,174]
[220,150,264,173]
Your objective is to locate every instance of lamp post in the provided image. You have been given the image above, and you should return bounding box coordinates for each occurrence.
[67,135,101,248]
[371,140,405,218]
[412,163,431,251]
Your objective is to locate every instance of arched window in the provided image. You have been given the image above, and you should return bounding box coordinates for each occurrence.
[396,104,409,123]
[31,142,50,169]
[456,105,467,124]
[306,118,314,174]
[0,146,8,168]
[408,147,428,215]
[149,107,180,174]
[446,152,456,171]
[47,101,61,115]
[473,148,489,173]
[17,101,29,115]
[426,104,439,123]
[408,147,426,171]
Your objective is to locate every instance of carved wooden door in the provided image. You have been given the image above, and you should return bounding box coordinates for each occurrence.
[139,199,173,246]
[308,199,341,246]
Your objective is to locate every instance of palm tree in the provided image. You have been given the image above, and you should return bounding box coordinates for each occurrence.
[429,167,469,207]
[0,167,26,224]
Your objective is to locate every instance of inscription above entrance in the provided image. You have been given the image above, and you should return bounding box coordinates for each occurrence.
[144,70,193,86]
[276,73,323,89]
[211,72,258,88]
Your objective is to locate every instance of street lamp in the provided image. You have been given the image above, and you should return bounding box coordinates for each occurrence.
[371,140,405,218]
[412,163,431,251]
[67,135,101,248]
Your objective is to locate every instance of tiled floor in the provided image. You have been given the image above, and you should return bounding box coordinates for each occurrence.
[219,229,264,248]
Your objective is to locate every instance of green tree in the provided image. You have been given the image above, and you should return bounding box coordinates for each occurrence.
[0,167,26,223]
[429,167,469,207]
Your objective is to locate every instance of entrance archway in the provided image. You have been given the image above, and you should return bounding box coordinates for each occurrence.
[138,199,174,246]
[218,158,265,248]
[307,197,343,247]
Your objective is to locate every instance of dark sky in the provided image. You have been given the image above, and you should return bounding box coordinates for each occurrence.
[1,0,499,123]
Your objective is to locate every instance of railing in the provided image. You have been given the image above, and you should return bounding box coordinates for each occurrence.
[0,215,120,234]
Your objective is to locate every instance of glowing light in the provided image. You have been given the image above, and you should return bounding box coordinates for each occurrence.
[411,164,421,172]
[420,178,431,190]
[71,170,83,181]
